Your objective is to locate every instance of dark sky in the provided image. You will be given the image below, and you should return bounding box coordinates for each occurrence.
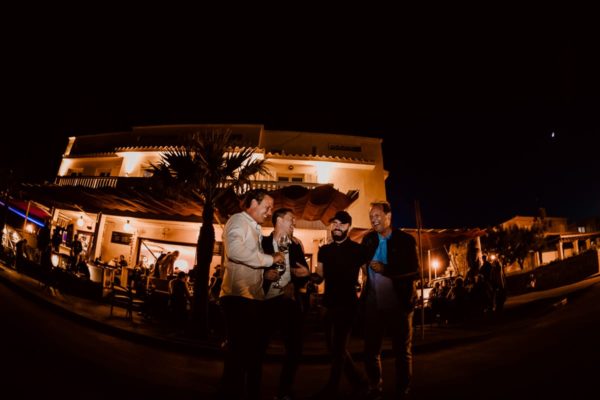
[4,21,599,229]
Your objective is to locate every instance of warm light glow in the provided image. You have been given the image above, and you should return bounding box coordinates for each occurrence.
[315,162,334,183]
[123,220,133,233]
[174,259,189,272]
[57,158,74,176]
[51,254,59,267]
[122,152,143,176]
[25,224,35,234]
[77,216,84,227]
[490,254,496,261]
[431,259,440,279]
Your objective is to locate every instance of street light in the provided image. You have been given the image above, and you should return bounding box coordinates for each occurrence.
[432,259,440,280]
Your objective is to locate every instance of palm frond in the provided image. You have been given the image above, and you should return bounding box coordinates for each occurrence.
[151,128,269,206]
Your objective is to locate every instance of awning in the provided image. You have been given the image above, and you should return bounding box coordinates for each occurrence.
[17,183,358,225]
[544,231,600,244]
[5,199,52,220]
[272,185,358,225]
[350,227,486,252]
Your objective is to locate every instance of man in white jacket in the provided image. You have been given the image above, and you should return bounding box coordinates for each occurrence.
[219,189,284,400]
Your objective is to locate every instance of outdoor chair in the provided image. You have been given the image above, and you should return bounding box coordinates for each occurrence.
[109,283,143,320]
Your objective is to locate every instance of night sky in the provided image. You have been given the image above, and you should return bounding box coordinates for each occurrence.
[3,21,599,229]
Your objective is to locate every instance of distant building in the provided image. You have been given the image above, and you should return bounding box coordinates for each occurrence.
[572,216,600,234]
[499,213,600,272]
[500,215,568,234]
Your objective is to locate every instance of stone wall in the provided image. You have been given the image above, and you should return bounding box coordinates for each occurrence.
[506,249,599,296]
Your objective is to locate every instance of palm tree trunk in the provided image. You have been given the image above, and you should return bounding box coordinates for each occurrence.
[192,203,215,337]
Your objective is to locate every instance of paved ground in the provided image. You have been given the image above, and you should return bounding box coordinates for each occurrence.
[1,260,599,362]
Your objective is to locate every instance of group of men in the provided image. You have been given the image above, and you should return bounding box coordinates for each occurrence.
[218,189,419,400]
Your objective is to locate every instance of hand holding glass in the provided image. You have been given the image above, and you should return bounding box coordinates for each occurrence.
[273,235,290,289]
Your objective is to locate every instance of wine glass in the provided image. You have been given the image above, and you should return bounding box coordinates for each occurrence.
[277,234,291,254]
[273,235,290,289]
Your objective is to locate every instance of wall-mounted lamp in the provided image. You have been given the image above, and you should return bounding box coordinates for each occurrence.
[77,215,84,227]
[124,220,133,232]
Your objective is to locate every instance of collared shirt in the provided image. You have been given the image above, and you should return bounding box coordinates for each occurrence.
[264,239,292,300]
[367,232,400,310]
[220,211,275,300]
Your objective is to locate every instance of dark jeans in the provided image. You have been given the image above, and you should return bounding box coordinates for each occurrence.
[364,306,414,395]
[323,305,364,391]
[262,295,304,397]
[219,296,264,400]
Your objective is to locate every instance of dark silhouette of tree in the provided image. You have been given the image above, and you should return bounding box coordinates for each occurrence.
[150,129,269,336]
[483,224,545,270]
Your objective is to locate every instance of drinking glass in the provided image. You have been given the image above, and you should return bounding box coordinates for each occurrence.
[273,235,290,289]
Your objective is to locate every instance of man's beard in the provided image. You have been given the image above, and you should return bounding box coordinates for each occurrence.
[332,229,348,242]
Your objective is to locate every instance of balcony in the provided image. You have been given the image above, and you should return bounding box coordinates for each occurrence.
[56,176,119,189]
[55,176,324,191]
[234,180,322,192]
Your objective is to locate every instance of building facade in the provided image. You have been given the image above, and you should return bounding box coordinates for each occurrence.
[499,214,600,271]
[38,124,387,279]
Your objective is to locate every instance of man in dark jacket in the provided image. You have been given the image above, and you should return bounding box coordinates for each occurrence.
[361,201,419,399]
[261,207,310,400]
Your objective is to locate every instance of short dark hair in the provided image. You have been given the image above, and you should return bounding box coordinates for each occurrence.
[272,207,293,226]
[242,189,270,209]
[370,201,392,214]
[329,210,352,225]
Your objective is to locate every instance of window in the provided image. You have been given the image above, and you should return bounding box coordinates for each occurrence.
[67,168,84,176]
[96,168,111,177]
[137,238,201,274]
[277,174,304,182]
[578,227,585,233]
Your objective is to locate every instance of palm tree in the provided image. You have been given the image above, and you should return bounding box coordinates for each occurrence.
[151,129,269,336]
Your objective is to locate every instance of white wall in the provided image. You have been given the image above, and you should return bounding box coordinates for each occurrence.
[59,157,123,177]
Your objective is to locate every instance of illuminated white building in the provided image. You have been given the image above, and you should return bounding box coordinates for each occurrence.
[25,124,388,277]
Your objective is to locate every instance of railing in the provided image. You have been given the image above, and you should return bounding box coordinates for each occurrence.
[55,176,324,191]
[56,176,119,188]
[237,180,322,191]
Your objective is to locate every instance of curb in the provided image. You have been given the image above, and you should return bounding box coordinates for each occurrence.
[1,263,542,363]
[0,266,223,358]
[5,265,488,363]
